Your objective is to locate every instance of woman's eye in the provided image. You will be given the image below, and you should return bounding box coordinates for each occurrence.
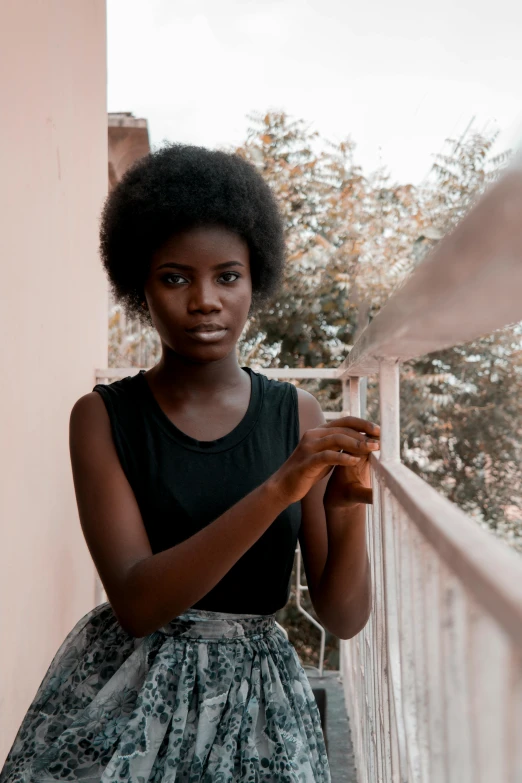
[161,272,240,285]
[220,272,240,283]
[162,273,186,285]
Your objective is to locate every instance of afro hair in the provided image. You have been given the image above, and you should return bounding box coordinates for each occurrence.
[99,143,286,327]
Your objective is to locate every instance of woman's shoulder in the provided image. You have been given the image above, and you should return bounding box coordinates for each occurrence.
[85,373,143,431]
[249,368,297,402]
[249,368,320,407]
[294,387,324,437]
[90,372,143,408]
[249,369,323,437]
[92,372,139,395]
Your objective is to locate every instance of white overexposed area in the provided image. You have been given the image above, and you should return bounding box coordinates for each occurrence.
[107,0,522,183]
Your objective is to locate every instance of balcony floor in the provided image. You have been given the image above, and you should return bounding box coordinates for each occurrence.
[305,669,357,782]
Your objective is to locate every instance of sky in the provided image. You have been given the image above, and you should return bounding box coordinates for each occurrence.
[107,0,522,184]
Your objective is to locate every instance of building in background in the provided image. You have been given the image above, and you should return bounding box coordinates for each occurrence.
[108,112,150,188]
[107,112,154,368]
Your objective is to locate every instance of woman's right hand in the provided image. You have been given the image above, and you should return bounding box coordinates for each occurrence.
[267,415,381,505]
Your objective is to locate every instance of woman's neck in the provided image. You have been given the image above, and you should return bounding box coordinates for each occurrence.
[145,350,248,402]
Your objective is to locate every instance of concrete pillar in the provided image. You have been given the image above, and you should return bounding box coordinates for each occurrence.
[0,0,108,758]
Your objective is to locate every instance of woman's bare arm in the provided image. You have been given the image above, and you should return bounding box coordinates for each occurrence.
[69,392,288,638]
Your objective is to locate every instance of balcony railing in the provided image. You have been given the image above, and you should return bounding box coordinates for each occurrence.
[337,157,522,783]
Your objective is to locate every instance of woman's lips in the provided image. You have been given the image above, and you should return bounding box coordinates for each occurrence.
[186,328,228,343]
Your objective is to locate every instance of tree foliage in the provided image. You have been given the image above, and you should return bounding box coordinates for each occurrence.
[235,112,427,375]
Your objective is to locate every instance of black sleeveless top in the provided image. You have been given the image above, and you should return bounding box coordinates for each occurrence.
[92,368,302,615]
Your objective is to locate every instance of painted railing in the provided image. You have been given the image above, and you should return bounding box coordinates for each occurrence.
[336,157,522,783]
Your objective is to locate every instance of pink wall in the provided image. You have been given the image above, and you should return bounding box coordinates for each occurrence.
[0,1,108,757]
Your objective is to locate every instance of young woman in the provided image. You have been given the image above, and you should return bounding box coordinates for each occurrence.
[1,144,379,782]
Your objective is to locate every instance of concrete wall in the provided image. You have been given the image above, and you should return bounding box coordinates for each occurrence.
[0,1,108,758]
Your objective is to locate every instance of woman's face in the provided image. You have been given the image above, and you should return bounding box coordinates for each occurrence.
[143,225,252,362]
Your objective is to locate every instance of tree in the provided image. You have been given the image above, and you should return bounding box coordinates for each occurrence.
[235,112,427,412]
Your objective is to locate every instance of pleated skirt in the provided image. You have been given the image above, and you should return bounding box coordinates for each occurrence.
[0,601,331,782]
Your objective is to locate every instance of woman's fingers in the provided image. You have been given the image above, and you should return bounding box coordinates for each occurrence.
[310,450,364,467]
[312,432,380,456]
[324,416,380,437]
[316,426,380,444]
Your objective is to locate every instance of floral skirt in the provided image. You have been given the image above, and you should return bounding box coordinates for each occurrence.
[0,602,331,782]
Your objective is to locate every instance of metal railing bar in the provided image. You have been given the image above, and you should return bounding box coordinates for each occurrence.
[296,542,326,677]
[373,486,393,781]
[424,551,446,782]
[410,524,430,783]
[505,649,521,783]
[383,483,409,782]
[372,458,522,647]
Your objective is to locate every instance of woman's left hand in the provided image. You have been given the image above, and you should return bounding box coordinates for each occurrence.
[323,443,378,511]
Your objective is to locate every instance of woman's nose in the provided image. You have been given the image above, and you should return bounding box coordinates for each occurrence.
[187,280,221,311]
